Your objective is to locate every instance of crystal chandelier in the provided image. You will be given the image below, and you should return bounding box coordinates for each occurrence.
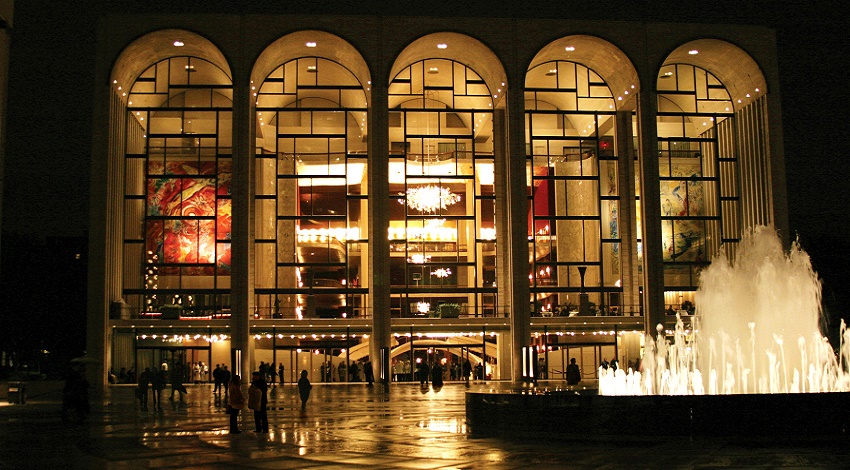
[401,185,460,213]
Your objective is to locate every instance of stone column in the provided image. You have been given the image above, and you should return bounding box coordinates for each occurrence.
[369,72,391,385]
[231,68,253,378]
[637,91,665,336]
[616,111,640,314]
[503,88,531,382]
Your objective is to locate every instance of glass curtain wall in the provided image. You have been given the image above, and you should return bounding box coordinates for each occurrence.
[525,61,621,317]
[254,57,369,319]
[656,64,738,309]
[388,59,496,318]
[123,57,234,319]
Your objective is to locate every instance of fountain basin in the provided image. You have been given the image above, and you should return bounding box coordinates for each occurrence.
[466,389,850,438]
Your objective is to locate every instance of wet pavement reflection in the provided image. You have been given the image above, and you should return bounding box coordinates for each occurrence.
[1,381,849,469]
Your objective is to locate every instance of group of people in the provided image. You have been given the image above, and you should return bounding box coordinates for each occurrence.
[225,369,312,434]
[257,361,284,384]
[317,359,374,384]
[136,362,187,411]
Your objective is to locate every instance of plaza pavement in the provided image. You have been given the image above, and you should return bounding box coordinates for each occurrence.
[1,380,849,469]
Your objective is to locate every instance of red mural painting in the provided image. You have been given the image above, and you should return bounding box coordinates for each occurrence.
[146,161,231,275]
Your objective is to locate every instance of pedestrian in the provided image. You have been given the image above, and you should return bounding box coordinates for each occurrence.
[431,362,444,387]
[566,357,581,386]
[169,363,187,404]
[297,370,312,411]
[226,374,244,434]
[221,365,231,395]
[62,363,90,422]
[269,362,277,385]
[364,359,374,386]
[213,364,222,393]
[137,367,152,411]
[278,363,284,385]
[463,359,472,382]
[249,371,269,433]
[151,367,166,410]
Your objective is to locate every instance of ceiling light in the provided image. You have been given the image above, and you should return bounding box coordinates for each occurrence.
[307,65,317,73]
[565,46,575,51]
[688,49,699,55]
[546,69,556,76]
[306,42,317,47]
[437,43,448,49]
[428,67,439,74]
[173,40,184,47]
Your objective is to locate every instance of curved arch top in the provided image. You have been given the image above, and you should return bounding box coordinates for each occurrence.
[111,29,231,99]
[390,32,508,108]
[663,39,767,107]
[252,30,372,104]
[529,35,639,110]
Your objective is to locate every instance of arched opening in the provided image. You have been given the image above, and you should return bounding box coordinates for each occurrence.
[657,40,770,310]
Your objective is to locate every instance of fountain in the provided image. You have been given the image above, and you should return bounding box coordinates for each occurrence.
[600,226,850,396]
[467,226,850,438]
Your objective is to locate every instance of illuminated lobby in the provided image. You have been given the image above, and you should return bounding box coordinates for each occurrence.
[86,11,786,392]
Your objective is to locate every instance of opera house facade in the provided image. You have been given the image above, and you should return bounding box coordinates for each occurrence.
[87,9,786,390]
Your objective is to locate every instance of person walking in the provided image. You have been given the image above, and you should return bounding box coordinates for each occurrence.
[137,367,152,411]
[151,367,166,410]
[221,365,231,395]
[169,363,187,404]
[249,371,269,433]
[226,374,244,434]
[297,370,312,411]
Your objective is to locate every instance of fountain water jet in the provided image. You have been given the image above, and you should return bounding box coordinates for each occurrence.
[600,226,850,396]
[468,226,850,438]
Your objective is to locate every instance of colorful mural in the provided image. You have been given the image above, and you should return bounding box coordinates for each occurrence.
[661,161,705,262]
[146,161,231,275]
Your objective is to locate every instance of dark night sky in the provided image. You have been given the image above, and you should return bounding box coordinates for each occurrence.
[1,1,849,359]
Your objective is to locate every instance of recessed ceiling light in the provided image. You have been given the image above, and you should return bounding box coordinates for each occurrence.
[565,46,575,51]
[307,65,317,73]
[306,42,317,48]
[688,49,699,55]
[437,43,448,49]
[173,40,184,47]
[427,67,439,74]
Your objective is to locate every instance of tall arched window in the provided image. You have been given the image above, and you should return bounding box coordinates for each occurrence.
[525,60,621,316]
[388,59,496,318]
[656,64,738,302]
[254,57,369,319]
[123,56,234,318]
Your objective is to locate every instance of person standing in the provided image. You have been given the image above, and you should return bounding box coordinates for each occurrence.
[297,370,312,411]
[364,359,374,386]
[431,362,444,387]
[226,374,244,434]
[278,363,284,385]
[212,364,223,394]
[249,371,269,433]
[462,359,472,383]
[566,357,581,386]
